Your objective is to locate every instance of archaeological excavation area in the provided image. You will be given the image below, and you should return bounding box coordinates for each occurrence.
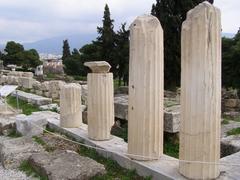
[0,2,239,180]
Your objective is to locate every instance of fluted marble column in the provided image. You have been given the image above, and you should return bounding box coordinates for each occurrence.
[128,15,164,160]
[179,2,221,179]
[60,83,82,128]
[85,61,114,140]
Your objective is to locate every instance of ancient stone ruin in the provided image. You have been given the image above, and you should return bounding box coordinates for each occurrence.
[85,61,114,140]
[179,2,221,179]
[0,2,239,180]
[128,15,164,160]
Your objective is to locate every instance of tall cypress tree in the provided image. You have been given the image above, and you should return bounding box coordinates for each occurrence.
[151,0,213,89]
[115,23,130,86]
[62,39,71,64]
[94,4,116,76]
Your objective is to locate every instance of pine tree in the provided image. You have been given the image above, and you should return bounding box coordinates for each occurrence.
[94,4,116,76]
[222,29,240,88]
[115,23,130,86]
[62,39,71,63]
[151,0,213,89]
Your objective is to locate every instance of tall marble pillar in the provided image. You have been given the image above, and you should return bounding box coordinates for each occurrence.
[85,61,114,140]
[179,2,221,179]
[127,15,164,160]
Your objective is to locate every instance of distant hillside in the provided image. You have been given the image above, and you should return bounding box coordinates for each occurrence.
[0,44,4,52]
[222,33,235,38]
[0,32,236,54]
[23,33,97,55]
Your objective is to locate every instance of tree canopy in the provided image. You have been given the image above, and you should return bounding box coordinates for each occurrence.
[151,0,213,89]
[63,4,130,83]
[222,29,240,88]
[62,39,71,63]
[94,4,117,76]
[114,23,129,86]
[1,41,41,69]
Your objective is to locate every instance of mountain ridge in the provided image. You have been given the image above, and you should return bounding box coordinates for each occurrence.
[0,32,236,55]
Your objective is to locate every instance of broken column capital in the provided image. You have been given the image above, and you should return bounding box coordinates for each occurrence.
[84,61,111,73]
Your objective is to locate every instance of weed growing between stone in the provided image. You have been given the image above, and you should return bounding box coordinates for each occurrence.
[7,96,40,115]
[7,129,22,138]
[227,127,240,136]
[19,160,48,180]
[163,133,179,158]
[32,136,56,152]
[43,126,151,180]
[78,146,151,180]
[111,121,180,158]
[222,115,240,122]
[222,119,230,125]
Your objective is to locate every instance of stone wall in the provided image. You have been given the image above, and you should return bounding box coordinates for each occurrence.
[222,89,240,112]
[0,71,65,99]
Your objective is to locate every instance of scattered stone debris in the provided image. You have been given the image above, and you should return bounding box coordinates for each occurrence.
[0,116,16,135]
[12,90,52,106]
[16,111,59,137]
[0,136,44,169]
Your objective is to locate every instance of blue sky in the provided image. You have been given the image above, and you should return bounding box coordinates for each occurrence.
[0,0,239,44]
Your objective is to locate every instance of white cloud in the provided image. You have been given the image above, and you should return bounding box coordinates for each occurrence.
[215,0,240,33]
[0,0,238,44]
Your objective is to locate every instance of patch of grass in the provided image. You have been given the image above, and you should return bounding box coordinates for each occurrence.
[33,136,46,146]
[46,73,57,79]
[51,107,59,113]
[44,125,150,179]
[7,96,40,115]
[222,119,230,125]
[114,79,124,90]
[32,136,56,152]
[19,160,48,180]
[111,122,128,142]
[72,75,87,81]
[227,127,240,136]
[45,126,56,133]
[164,133,179,158]
[164,100,179,107]
[111,123,179,158]
[222,115,240,122]
[78,146,151,180]
[7,129,22,138]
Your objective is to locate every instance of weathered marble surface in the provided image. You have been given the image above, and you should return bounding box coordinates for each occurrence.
[87,73,114,140]
[179,2,221,179]
[128,15,164,160]
[84,61,111,73]
[60,83,82,128]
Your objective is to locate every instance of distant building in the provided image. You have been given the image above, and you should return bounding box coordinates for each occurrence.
[43,59,64,74]
[35,65,43,76]
[39,53,62,61]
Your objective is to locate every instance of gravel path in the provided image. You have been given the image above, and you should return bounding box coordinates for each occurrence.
[0,164,32,180]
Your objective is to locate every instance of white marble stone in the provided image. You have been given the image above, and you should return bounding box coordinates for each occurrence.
[179,2,221,179]
[60,83,82,128]
[87,73,114,140]
[84,61,111,73]
[18,77,34,89]
[128,15,164,160]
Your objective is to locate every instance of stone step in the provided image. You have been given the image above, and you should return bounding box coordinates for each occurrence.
[11,90,52,106]
[28,150,106,180]
[114,94,180,133]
